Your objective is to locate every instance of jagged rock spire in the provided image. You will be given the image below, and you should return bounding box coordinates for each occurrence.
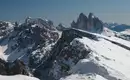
[88,12,94,19]
[77,13,88,23]
[71,12,103,33]
[71,13,88,30]
[71,20,76,28]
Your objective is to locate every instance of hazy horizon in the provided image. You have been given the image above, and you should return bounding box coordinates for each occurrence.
[1,0,130,26]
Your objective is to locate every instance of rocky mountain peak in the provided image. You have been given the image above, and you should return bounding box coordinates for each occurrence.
[88,12,94,19]
[56,23,67,31]
[77,13,88,24]
[0,18,60,69]
[71,13,103,33]
[79,13,88,20]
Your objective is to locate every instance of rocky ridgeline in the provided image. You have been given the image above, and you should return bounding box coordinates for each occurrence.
[0,13,103,80]
[0,13,127,80]
[0,58,29,76]
[0,17,60,78]
[32,28,98,80]
[71,13,103,33]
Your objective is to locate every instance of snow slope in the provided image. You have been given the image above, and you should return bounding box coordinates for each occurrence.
[60,32,130,80]
[0,75,39,80]
[60,74,107,80]
[121,30,130,35]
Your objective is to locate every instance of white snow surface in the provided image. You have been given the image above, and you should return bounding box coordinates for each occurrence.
[79,37,130,79]
[121,30,130,35]
[60,74,107,80]
[61,31,130,80]
[0,75,39,80]
[7,22,13,28]
[102,27,115,37]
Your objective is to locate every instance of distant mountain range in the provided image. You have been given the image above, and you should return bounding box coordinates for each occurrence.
[104,22,130,32]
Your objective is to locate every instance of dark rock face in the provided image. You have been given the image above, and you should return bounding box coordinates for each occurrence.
[0,59,29,75]
[71,13,103,33]
[12,18,59,49]
[0,59,7,75]
[93,17,103,32]
[72,13,88,30]
[4,17,59,59]
[71,21,76,28]
[0,18,60,79]
[32,28,98,80]
[49,39,91,79]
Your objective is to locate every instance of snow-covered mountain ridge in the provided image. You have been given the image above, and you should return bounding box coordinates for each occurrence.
[54,28,130,80]
[0,13,130,80]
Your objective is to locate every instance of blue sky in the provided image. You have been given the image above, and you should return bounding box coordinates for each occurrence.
[0,0,130,26]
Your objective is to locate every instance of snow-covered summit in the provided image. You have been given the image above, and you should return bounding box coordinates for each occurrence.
[0,17,60,79]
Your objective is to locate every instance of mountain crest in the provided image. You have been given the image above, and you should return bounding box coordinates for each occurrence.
[71,13,103,33]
